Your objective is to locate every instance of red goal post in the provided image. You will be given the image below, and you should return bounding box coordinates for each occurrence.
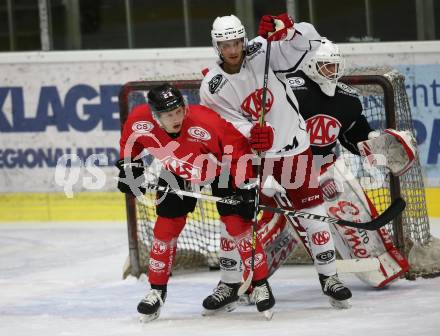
[118,67,440,280]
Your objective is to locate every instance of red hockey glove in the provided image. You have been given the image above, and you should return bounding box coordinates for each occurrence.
[249,123,274,152]
[258,13,295,41]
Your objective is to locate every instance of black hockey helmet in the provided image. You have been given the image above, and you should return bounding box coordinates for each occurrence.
[147,83,185,118]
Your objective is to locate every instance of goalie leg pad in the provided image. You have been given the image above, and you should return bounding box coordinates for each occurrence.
[322,159,409,287]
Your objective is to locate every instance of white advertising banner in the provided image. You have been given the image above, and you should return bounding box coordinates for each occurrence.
[0,41,439,193]
[0,49,214,193]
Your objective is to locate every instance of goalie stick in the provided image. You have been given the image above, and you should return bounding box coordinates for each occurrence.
[139,182,406,231]
[264,219,381,275]
[259,198,406,231]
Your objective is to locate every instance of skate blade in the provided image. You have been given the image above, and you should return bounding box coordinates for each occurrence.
[139,310,160,323]
[201,302,238,316]
[262,309,274,320]
[329,297,352,309]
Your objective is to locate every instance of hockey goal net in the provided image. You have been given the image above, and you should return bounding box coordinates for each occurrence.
[118,67,439,280]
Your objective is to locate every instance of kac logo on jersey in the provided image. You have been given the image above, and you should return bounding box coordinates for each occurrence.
[161,156,201,180]
[188,126,211,141]
[306,114,341,147]
[311,230,331,245]
[287,76,306,88]
[132,121,154,134]
[209,74,223,94]
[241,88,274,120]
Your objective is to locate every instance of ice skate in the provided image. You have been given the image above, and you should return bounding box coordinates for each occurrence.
[137,289,166,322]
[251,280,275,320]
[319,274,352,309]
[202,282,240,316]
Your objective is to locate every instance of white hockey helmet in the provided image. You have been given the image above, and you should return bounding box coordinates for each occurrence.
[302,38,345,96]
[211,15,247,56]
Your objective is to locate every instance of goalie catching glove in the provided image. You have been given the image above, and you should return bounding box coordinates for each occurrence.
[357,129,417,176]
[116,158,146,196]
[258,13,296,41]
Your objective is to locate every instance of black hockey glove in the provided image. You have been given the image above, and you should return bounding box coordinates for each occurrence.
[115,158,146,196]
[236,186,257,221]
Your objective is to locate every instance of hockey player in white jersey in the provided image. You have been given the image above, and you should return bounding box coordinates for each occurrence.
[200,13,352,312]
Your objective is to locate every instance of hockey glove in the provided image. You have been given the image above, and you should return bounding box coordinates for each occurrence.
[258,13,295,41]
[249,122,274,152]
[116,158,146,196]
[236,186,257,221]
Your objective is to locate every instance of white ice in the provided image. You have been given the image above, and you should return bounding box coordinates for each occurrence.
[1,220,439,336]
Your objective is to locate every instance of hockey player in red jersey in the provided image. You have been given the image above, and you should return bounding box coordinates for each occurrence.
[200,14,353,311]
[116,84,275,322]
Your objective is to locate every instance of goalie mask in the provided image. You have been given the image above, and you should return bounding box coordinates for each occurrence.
[302,38,345,96]
[147,83,185,125]
[211,15,247,57]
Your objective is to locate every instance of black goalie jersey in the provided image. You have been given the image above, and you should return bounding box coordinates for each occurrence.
[285,70,373,159]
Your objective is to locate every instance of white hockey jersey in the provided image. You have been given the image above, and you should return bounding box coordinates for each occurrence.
[200,22,322,158]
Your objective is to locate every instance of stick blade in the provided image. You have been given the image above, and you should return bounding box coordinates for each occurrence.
[339,197,406,230]
[238,271,253,296]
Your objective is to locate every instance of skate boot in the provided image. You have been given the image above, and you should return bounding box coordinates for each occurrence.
[202,281,240,315]
[251,280,275,320]
[319,274,352,309]
[137,286,167,322]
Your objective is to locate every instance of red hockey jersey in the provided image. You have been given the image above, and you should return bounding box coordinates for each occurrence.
[119,104,254,184]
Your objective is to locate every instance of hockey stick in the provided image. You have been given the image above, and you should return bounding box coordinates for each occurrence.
[259,197,406,231]
[138,183,241,205]
[238,40,272,297]
[140,182,406,231]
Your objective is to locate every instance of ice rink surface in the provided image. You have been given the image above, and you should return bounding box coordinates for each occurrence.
[1,220,439,336]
